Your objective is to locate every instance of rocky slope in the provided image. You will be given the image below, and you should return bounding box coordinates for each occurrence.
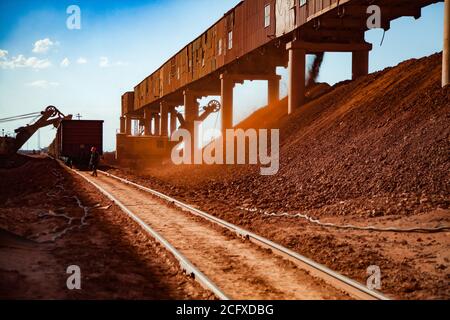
[107,52,450,299]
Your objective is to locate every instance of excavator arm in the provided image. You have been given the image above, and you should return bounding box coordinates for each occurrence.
[197,100,221,123]
[0,106,72,157]
[175,100,221,130]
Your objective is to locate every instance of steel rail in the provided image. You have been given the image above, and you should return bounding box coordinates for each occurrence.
[98,169,391,301]
[59,163,230,300]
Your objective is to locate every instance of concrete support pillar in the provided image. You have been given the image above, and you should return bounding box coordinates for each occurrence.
[184,90,199,157]
[352,50,369,80]
[160,102,169,137]
[148,114,153,135]
[184,92,198,131]
[125,116,132,136]
[268,76,280,107]
[170,107,178,137]
[143,109,152,136]
[288,48,306,114]
[154,113,161,136]
[119,117,125,134]
[443,0,450,88]
[220,74,234,134]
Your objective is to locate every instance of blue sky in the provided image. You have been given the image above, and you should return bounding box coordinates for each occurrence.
[0,0,445,151]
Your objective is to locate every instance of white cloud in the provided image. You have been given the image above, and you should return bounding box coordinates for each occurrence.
[99,56,128,68]
[32,38,54,54]
[77,57,87,64]
[99,56,109,68]
[0,54,51,69]
[60,57,70,68]
[115,61,128,66]
[26,80,60,89]
[0,49,8,59]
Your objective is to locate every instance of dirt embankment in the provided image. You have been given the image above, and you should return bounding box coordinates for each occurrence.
[0,156,212,300]
[106,53,450,299]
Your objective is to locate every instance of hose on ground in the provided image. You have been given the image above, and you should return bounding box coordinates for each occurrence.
[37,165,110,242]
[239,207,450,234]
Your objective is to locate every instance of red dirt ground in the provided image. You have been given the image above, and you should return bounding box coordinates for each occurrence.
[105,53,450,300]
[0,156,212,300]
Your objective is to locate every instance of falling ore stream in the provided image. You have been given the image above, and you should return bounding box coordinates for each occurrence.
[307,52,325,87]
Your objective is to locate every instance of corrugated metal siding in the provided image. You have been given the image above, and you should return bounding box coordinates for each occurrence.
[132,0,346,111]
[122,92,134,115]
[216,19,226,69]
[298,0,340,25]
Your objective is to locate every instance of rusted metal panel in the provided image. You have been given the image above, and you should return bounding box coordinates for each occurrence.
[224,7,237,63]
[209,25,219,72]
[146,77,155,106]
[236,3,246,59]
[133,82,142,111]
[241,0,276,54]
[304,0,340,22]
[216,18,226,68]
[180,47,188,85]
[122,92,134,115]
[131,0,363,111]
[149,74,158,101]
[139,81,146,108]
[298,1,308,26]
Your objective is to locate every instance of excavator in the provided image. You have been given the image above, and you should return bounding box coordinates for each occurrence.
[0,106,72,158]
[174,99,221,129]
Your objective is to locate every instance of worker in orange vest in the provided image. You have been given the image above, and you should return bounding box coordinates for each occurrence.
[89,146,100,177]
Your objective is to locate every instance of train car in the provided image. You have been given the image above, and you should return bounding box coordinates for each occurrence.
[52,120,104,169]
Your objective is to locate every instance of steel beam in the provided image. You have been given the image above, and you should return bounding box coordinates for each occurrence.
[119,116,125,134]
[154,113,161,136]
[160,102,169,137]
[328,5,422,19]
[183,89,221,98]
[268,75,280,107]
[287,40,372,53]
[223,73,281,82]
[143,109,152,136]
[220,74,234,134]
[125,116,132,136]
[287,47,306,114]
[170,106,178,137]
[184,90,199,155]
[352,50,369,80]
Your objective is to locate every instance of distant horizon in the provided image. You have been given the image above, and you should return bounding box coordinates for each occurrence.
[0,1,445,151]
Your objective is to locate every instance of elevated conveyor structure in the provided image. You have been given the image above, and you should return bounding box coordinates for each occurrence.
[117,0,445,163]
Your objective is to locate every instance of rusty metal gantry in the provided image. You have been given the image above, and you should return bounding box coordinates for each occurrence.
[117,0,447,164]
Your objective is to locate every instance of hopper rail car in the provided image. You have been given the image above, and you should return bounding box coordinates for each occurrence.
[49,120,104,169]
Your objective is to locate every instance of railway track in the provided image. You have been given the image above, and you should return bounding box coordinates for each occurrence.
[66,164,389,300]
